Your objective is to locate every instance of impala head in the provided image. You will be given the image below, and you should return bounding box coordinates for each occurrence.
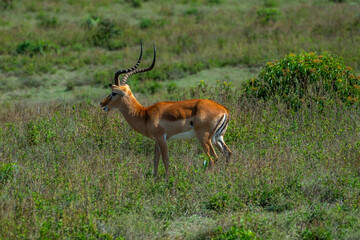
[100,42,156,111]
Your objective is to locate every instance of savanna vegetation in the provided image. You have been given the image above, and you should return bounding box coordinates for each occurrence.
[1,0,360,239]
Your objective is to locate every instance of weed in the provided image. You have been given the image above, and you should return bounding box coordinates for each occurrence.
[37,12,59,28]
[93,70,112,88]
[166,82,178,93]
[139,18,152,29]
[301,227,332,240]
[204,192,230,212]
[89,19,122,49]
[126,0,141,8]
[212,222,257,240]
[0,162,18,185]
[85,15,101,30]
[16,40,59,56]
[256,7,281,24]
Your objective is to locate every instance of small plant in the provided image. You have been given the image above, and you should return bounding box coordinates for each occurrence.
[37,12,59,28]
[213,223,257,240]
[16,40,59,56]
[85,15,101,29]
[125,0,141,8]
[185,7,198,16]
[301,227,332,240]
[1,0,13,9]
[243,51,360,109]
[89,19,121,49]
[0,162,18,184]
[167,82,178,93]
[93,70,111,87]
[66,81,75,91]
[208,0,221,4]
[204,192,230,212]
[26,121,41,145]
[139,18,152,29]
[148,81,162,94]
[256,7,281,24]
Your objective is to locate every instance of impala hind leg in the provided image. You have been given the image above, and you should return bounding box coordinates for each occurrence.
[212,114,231,163]
[198,135,218,170]
[214,136,232,163]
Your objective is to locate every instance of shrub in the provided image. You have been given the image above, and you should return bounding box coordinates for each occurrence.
[1,0,14,9]
[243,51,360,109]
[167,82,178,93]
[213,224,256,240]
[256,7,281,24]
[16,40,59,56]
[125,0,141,8]
[0,162,18,185]
[89,19,121,49]
[204,192,230,212]
[37,12,59,28]
[139,18,152,29]
[92,70,111,87]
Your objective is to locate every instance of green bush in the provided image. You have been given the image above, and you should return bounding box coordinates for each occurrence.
[139,18,152,29]
[16,40,59,56]
[0,162,18,184]
[204,192,230,212]
[89,19,121,49]
[85,15,101,30]
[256,7,281,24]
[37,12,59,28]
[213,224,256,240]
[243,51,360,109]
[125,0,141,8]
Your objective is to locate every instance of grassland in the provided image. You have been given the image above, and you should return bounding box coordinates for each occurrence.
[1,0,360,239]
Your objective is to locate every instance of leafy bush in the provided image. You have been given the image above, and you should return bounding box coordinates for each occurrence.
[139,18,152,29]
[0,162,18,185]
[1,0,14,9]
[213,224,256,240]
[243,51,360,109]
[167,82,178,93]
[256,7,281,24]
[204,192,230,212]
[16,40,59,56]
[89,19,122,49]
[125,0,141,8]
[37,12,59,28]
[92,70,111,87]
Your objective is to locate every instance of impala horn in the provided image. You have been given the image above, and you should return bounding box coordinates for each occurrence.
[114,41,143,86]
[120,43,156,86]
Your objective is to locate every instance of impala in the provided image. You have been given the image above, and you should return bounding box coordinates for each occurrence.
[100,42,231,177]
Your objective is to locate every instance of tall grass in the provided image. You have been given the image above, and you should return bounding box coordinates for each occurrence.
[1,0,360,239]
[1,84,359,239]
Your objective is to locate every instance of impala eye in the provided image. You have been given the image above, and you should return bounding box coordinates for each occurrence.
[111,92,117,96]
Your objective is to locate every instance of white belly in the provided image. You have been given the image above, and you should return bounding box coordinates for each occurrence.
[167,129,196,141]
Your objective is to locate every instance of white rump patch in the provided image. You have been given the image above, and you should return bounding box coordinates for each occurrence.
[167,129,196,141]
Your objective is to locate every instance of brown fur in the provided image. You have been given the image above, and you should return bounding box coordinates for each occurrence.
[100,84,231,177]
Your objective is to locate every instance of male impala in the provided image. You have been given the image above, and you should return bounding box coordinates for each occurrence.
[100,42,231,177]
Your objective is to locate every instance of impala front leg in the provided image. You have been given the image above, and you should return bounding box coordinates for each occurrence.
[153,141,161,178]
[156,135,170,177]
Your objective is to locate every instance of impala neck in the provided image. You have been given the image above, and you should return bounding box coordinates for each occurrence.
[118,92,148,135]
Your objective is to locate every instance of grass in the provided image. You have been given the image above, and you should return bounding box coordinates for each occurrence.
[1,0,360,239]
[1,84,360,239]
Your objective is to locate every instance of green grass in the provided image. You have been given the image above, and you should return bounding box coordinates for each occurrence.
[1,87,360,239]
[1,0,360,239]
